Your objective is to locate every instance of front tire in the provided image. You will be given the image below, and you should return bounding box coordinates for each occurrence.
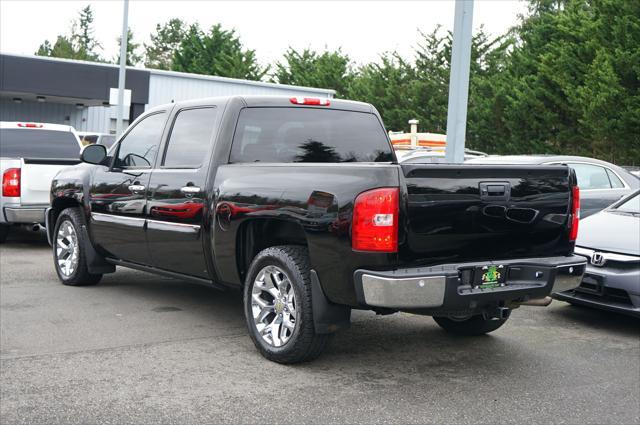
[53,208,102,286]
[243,245,331,364]
[433,314,508,336]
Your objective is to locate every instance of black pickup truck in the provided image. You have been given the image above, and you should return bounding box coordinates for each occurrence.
[48,96,586,363]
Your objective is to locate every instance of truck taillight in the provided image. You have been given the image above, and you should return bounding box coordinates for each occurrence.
[2,168,21,197]
[569,186,580,241]
[352,188,399,253]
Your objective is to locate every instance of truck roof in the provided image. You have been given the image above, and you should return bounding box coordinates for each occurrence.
[147,95,375,115]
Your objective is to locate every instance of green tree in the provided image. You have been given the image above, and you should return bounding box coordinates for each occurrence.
[116,28,142,66]
[348,52,418,132]
[172,23,268,80]
[144,18,186,70]
[490,0,640,162]
[36,4,103,62]
[274,48,353,97]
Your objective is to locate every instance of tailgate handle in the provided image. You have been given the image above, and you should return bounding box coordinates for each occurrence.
[479,182,510,200]
[488,185,506,195]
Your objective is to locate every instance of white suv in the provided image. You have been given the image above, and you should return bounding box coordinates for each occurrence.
[0,122,83,242]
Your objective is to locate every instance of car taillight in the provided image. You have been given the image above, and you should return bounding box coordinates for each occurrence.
[2,168,21,197]
[569,186,580,241]
[289,97,330,106]
[17,123,43,128]
[352,187,399,252]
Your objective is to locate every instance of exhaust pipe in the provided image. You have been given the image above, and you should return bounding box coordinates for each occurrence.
[520,296,552,307]
[23,224,44,232]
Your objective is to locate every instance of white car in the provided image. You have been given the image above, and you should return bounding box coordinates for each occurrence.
[0,122,83,242]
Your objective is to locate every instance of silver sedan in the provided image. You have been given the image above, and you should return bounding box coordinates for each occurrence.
[554,190,640,317]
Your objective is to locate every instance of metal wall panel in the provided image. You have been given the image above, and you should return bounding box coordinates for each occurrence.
[147,73,333,109]
[0,99,113,133]
[0,98,81,128]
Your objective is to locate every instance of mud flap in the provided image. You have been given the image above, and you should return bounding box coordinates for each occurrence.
[80,224,115,274]
[310,270,351,334]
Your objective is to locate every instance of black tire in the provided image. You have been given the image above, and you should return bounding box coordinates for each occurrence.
[433,314,508,336]
[0,224,9,244]
[243,245,332,364]
[53,208,102,286]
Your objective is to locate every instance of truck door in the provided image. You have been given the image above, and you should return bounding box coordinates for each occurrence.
[146,106,220,278]
[89,111,167,264]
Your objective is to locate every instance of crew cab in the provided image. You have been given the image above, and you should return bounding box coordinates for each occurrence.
[1,122,82,242]
[48,96,586,363]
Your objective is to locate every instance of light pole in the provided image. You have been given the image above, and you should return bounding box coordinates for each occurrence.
[445,0,474,163]
[115,0,129,139]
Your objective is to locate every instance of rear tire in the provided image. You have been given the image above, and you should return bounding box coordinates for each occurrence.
[243,245,332,364]
[433,314,508,336]
[53,208,102,286]
[0,224,9,244]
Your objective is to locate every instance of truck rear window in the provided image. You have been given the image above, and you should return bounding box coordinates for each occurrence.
[0,129,80,159]
[230,108,394,163]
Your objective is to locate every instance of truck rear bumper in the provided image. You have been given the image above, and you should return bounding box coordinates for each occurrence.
[354,255,586,312]
[3,206,47,224]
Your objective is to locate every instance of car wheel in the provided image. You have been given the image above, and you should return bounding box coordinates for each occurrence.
[53,208,102,286]
[243,245,332,364]
[433,314,508,336]
[0,224,9,244]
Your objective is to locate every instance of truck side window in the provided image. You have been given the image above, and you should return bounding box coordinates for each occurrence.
[162,107,217,168]
[568,163,612,190]
[229,108,394,163]
[114,112,166,169]
[606,169,625,188]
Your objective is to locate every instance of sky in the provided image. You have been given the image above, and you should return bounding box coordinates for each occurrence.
[0,0,529,67]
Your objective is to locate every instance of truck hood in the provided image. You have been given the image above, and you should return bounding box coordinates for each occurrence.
[577,211,640,256]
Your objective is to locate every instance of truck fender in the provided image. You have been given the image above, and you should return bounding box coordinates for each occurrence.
[310,270,351,334]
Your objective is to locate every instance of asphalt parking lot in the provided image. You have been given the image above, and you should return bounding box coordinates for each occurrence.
[1,228,639,425]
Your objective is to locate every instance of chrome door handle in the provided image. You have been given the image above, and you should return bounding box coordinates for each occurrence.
[128,184,146,192]
[180,186,201,194]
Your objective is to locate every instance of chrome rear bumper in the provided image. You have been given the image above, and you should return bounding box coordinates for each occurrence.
[355,255,586,310]
[3,206,47,224]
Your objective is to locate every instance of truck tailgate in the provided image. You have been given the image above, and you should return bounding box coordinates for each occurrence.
[20,159,79,205]
[400,164,574,265]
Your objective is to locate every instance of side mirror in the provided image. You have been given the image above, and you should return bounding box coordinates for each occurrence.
[80,144,107,165]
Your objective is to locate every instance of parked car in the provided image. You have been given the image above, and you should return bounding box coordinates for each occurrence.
[553,190,640,317]
[47,96,586,363]
[0,122,83,243]
[77,132,117,149]
[467,155,640,218]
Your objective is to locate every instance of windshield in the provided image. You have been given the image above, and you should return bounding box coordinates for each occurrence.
[614,192,639,214]
[0,129,80,159]
[230,108,394,163]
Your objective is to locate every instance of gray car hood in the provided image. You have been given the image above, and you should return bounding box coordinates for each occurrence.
[577,211,640,255]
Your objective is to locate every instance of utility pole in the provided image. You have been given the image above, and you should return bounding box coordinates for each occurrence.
[115,0,129,139]
[445,0,474,163]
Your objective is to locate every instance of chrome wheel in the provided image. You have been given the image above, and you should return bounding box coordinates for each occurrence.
[251,265,297,347]
[56,220,79,277]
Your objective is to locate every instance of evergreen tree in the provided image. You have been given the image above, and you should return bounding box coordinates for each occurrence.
[274,48,353,97]
[36,4,103,62]
[172,23,268,80]
[144,18,186,70]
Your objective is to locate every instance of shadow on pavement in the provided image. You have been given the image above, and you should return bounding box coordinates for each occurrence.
[548,301,640,336]
[3,226,49,247]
